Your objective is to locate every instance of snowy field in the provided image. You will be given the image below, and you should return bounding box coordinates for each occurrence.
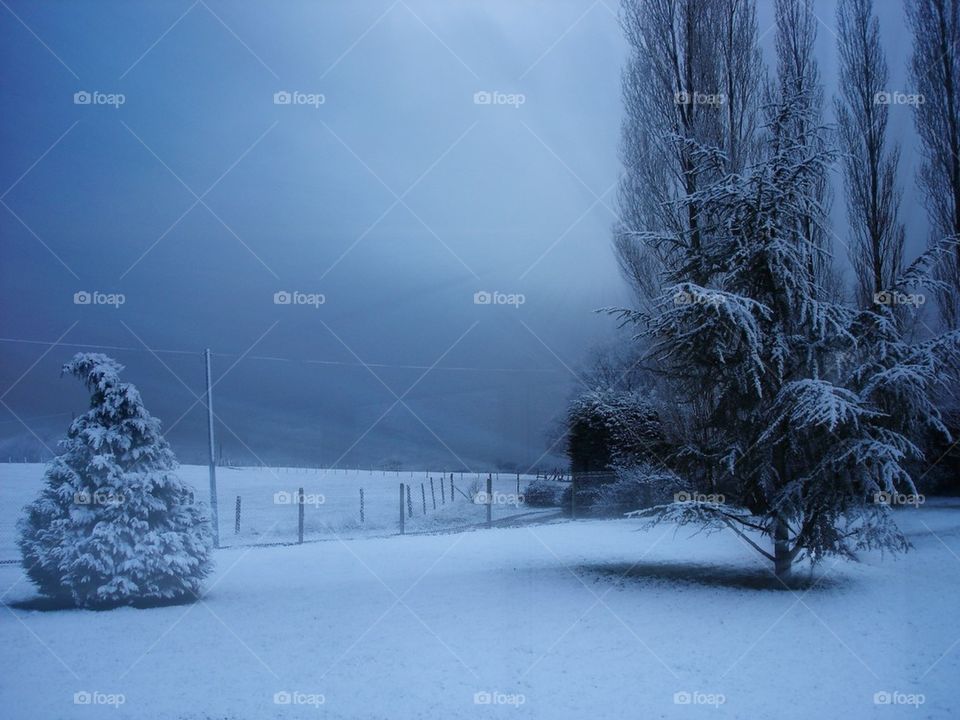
[2,495,958,718]
[0,464,553,559]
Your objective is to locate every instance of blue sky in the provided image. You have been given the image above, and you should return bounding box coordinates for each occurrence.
[0,0,931,469]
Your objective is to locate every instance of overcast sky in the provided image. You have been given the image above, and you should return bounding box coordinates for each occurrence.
[0,0,930,470]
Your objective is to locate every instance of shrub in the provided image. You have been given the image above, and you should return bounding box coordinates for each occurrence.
[523,478,562,507]
[594,466,679,516]
[567,390,666,473]
[18,354,214,609]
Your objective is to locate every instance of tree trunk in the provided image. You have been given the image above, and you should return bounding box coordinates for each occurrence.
[773,515,792,581]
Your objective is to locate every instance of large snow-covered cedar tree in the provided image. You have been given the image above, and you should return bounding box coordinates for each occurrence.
[18,353,214,608]
[611,89,958,581]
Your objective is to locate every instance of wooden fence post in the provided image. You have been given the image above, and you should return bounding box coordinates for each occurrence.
[571,474,577,520]
[234,495,241,534]
[440,476,446,504]
[399,483,405,534]
[450,476,455,503]
[359,487,365,524]
[430,478,437,509]
[421,483,427,515]
[297,487,304,544]
[406,483,413,518]
[486,474,493,529]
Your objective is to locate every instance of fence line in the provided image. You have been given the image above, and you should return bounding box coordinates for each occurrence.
[0,465,569,560]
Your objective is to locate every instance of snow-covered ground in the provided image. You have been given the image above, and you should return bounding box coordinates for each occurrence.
[2,491,958,719]
[0,464,550,558]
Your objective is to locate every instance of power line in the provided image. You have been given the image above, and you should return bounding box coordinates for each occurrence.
[0,338,197,356]
[0,411,72,425]
[0,337,563,375]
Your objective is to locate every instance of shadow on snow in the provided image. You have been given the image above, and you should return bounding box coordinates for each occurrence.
[578,560,846,592]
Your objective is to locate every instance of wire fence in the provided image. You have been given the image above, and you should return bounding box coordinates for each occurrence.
[0,464,569,562]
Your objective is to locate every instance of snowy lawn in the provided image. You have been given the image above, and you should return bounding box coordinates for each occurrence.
[2,500,958,719]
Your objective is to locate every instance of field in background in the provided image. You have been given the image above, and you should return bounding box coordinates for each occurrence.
[0,464,566,560]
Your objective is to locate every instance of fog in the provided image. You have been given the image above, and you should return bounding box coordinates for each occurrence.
[0,0,929,469]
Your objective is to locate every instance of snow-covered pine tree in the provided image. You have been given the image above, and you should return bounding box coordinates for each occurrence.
[611,86,959,580]
[18,353,214,608]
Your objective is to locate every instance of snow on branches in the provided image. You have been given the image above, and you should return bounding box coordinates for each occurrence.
[18,353,214,608]
[608,81,957,578]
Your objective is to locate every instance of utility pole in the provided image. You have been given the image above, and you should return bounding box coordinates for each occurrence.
[205,348,220,549]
